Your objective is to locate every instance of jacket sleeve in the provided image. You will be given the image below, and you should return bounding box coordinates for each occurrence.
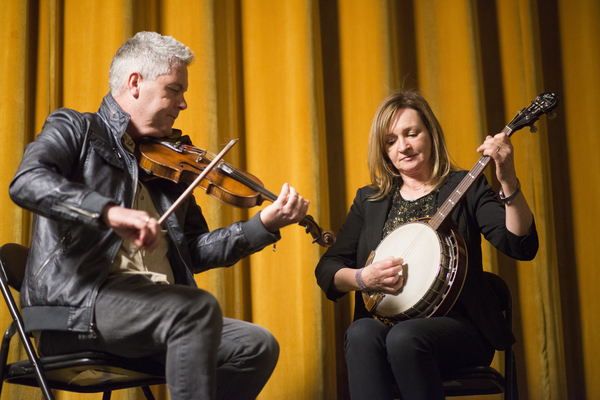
[174,188,281,273]
[9,109,116,230]
[468,174,538,261]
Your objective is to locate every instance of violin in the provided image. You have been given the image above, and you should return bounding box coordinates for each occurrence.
[138,137,336,247]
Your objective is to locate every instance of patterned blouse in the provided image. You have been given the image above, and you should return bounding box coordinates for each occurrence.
[382,186,439,239]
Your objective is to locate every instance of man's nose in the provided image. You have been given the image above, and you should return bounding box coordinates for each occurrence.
[178,95,188,110]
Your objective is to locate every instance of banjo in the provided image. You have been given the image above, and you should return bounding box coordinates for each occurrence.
[362,93,558,324]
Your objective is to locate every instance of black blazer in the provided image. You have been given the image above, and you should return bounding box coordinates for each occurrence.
[315,171,538,350]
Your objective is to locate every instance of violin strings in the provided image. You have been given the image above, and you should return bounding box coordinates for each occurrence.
[184,145,277,202]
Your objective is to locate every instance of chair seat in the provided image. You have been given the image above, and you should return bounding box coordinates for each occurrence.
[4,351,165,393]
[442,366,505,396]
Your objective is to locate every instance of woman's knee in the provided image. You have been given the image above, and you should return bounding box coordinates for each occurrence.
[345,318,389,356]
[385,322,432,359]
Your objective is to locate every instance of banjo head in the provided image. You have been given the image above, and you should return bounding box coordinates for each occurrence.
[366,220,466,322]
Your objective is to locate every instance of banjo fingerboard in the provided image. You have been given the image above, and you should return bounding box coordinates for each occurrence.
[428,126,511,231]
[428,92,558,231]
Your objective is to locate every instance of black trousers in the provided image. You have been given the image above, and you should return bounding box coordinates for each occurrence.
[345,315,495,400]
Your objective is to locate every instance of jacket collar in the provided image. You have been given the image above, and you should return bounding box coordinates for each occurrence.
[97,93,131,141]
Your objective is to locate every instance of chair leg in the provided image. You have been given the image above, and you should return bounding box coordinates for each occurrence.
[102,391,111,400]
[509,355,519,400]
[0,322,18,395]
[142,386,156,400]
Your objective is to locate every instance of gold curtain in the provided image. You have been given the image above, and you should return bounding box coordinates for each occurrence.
[1,0,598,399]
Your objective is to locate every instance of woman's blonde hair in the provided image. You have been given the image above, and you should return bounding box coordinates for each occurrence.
[367,90,455,200]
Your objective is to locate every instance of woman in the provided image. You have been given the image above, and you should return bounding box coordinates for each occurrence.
[315,90,538,399]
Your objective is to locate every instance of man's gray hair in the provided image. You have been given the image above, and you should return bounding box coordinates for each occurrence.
[109,31,195,96]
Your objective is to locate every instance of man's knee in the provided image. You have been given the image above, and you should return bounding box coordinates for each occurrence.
[245,324,279,367]
[164,288,224,349]
[180,289,223,336]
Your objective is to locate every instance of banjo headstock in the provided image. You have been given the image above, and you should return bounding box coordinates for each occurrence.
[428,92,559,231]
[506,92,558,135]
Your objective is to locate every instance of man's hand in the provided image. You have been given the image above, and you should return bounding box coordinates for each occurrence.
[102,205,162,252]
[260,183,310,233]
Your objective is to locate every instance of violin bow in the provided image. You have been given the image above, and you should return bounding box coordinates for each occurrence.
[157,138,238,225]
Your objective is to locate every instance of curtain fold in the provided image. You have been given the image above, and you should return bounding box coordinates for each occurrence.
[1,0,598,399]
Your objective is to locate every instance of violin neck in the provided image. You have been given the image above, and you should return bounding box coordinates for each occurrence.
[219,163,277,203]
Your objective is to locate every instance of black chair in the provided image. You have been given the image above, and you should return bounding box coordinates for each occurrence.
[0,243,167,400]
[441,271,517,399]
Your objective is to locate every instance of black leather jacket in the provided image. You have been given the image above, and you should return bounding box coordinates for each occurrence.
[9,94,280,334]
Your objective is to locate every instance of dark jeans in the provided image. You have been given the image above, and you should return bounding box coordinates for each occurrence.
[345,316,495,400]
[39,274,279,400]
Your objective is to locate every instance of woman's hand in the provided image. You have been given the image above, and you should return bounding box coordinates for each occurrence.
[477,132,518,192]
[333,257,404,294]
[361,256,405,294]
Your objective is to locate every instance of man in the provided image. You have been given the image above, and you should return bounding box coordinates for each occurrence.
[9,31,309,399]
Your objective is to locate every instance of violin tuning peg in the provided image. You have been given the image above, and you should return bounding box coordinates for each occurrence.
[530,125,538,133]
[548,112,557,120]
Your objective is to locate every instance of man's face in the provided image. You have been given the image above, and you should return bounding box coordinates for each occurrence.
[131,63,188,139]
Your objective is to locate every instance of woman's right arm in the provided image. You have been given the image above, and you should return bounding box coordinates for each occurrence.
[315,188,403,299]
[334,256,404,293]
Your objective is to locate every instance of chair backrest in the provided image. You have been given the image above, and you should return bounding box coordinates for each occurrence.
[0,243,56,399]
[483,271,511,313]
[0,243,29,292]
[0,243,165,400]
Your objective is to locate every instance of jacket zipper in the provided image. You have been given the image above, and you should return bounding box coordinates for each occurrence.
[59,203,101,219]
[35,235,68,281]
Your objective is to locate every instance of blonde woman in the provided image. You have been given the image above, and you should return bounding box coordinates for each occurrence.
[315,90,537,399]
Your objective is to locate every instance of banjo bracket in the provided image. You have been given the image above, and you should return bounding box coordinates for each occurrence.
[364,292,385,312]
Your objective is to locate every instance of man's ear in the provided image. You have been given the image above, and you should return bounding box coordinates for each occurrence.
[127,72,142,99]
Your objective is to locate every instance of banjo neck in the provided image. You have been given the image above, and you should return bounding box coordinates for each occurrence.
[428,127,513,231]
[428,92,558,231]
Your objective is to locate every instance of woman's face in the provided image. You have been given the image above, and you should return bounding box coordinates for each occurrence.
[385,108,432,180]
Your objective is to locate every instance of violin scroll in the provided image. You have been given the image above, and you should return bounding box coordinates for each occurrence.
[299,215,336,247]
